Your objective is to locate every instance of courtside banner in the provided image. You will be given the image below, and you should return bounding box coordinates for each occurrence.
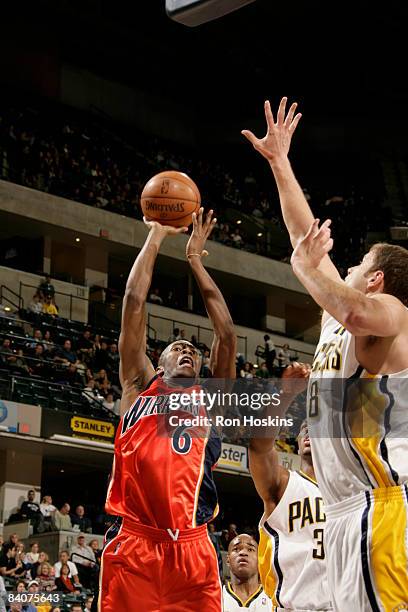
[217,442,248,472]
[41,408,117,443]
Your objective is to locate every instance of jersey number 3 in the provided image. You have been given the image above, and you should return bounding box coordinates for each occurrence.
[171,425,192,454]
[313,528,325,559]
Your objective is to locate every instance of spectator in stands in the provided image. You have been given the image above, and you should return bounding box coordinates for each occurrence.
[71,534,96,588]
[52,503,73,531]
[77,329,94,363]
[264,335,276,375]
[23,542,39,574]
[278,343,291,369]
[38,275,55,299]
[102,392,119,415]
[59,363,83,386]
[1,338,15,367]
[230,228,243,247]
[222,523,239,550]
[31,551,50,579]
[201,349,212,378]
[168,328,180,343]
[13,350,31,376]
[94,369,110,394]
[54,339,77,366]
[40,495,56,530]
[42,330,54,353]
[84,596,93,611]
[28,293,43,315]
[88,540,102,565]
[25,329,43,354]
[93,340,109,371]
[71,505,92,533]
[107,342,119,372]
[240,362,254,379]
[148,287,163,305]
[53,551,79,583]
[70,605,84,612]
[82,379,104,405]
[42,295,58,316]
[0,543,23,578]
[256,361,270,379]
[36,562,56,591]
[55,563,81,594]
[20,490,45,534]
[30,344,47,378]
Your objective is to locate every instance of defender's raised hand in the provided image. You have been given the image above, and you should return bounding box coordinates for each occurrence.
[291,219,334,272]
[186,207,217,259]
[242,97,302,162]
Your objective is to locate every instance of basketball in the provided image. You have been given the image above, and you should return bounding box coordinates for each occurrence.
[140,171,201,227]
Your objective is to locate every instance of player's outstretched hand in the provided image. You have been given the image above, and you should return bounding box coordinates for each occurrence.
[143,217,188,236]
[186,207,217,259]
[241,97,302,162]
[280,362,311,397]
[291,219,334,272]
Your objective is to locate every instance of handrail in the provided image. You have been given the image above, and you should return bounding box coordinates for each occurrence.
[20,282,89,302]
[0,285,22,310]
[147,312,248,358]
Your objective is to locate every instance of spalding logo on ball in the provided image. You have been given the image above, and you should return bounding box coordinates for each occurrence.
[141,171,201,227]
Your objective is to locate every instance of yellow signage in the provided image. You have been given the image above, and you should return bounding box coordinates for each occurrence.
[70,416,115,439]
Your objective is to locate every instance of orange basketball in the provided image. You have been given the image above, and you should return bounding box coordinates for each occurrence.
[140,171,201,227]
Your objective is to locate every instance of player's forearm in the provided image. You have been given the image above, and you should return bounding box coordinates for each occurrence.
[292,261,366,328]
[249,392,296,451]
[188,257,234,339]
[269,156,315,247]
[124,230,164,303]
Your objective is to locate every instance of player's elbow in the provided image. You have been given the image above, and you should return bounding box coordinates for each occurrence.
[343,309,369,336]
[123,288,144,312]
[217,322,236,344]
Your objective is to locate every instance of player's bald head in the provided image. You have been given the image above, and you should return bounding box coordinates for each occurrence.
[158,340,202,380]
[227,533,257,553]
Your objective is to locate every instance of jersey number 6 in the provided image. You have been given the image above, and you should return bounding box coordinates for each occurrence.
[171,425,192,454]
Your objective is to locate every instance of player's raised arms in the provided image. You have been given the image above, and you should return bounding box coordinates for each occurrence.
[118,220,187,415]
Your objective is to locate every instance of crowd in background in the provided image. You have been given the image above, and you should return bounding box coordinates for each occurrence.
[0,99,389,270]
[0,528,95,611]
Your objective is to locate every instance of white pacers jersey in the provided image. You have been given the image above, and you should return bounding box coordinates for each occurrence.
[223,583,272,611]
[308,315,408,505]
[258,470,332,611]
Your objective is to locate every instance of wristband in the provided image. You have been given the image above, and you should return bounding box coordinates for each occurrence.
[187,250,209,259]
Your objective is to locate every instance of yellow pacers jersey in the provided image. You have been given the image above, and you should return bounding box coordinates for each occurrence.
[308,315,408,505]
[258,471,332,611]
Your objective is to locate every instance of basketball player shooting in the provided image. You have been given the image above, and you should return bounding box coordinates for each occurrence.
[98,208,236,612]
[243,98,408,611]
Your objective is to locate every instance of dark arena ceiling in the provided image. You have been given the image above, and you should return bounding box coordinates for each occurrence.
[2,0,408,123]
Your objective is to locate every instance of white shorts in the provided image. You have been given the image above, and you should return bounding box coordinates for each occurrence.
[324,485,408,612]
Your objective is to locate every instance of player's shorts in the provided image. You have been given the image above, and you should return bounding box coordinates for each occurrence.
[98,518,223,612]
[324,485,408,612]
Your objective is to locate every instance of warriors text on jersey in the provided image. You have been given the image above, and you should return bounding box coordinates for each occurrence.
[105,374,221,529]
[258,470,332,611]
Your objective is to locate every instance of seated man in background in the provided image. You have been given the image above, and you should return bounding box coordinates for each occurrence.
[53,550,79,584]
[71,534,97,589]
[20,490,45,534]
[71,505,92,533]
[52,503,72,531]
